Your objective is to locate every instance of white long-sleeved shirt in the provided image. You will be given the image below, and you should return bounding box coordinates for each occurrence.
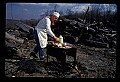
[35,17,55,37]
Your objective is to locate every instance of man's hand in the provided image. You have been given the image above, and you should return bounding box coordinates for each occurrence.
[53,36,60,42]
[55,37,60,42]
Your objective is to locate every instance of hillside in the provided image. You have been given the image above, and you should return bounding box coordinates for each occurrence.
[5,19,116,78]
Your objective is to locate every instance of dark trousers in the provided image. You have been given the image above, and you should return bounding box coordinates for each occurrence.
[32,29,44,58]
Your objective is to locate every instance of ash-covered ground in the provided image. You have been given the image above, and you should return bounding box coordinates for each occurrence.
[5,19,116,78]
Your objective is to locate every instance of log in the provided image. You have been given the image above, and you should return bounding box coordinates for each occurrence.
[98,28,110,33]
[84,40,109,48]
[5,32,24,44]
[5,40,16,48]
[88,27,96,33]
[106,33,116,37]
[76,7,89,43]
[16,22,34,33]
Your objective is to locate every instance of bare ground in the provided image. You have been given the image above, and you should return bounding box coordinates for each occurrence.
[5,39,116,78]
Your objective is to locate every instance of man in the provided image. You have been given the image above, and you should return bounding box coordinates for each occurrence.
[30,12,60,60]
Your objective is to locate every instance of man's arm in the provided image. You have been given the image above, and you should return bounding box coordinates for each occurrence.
[45,18,60,42]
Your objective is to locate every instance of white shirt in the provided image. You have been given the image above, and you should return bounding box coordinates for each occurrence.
[35,17,55,37]
[35,17,55,48]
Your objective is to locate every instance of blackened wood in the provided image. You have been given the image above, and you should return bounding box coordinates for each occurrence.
[16,22,34,33]
[5,40,16,48]
[77,7,90,43]
[5,32,24,44]
[84,40,109,48]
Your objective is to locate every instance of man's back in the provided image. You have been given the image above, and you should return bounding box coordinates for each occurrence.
[35,17,51,30]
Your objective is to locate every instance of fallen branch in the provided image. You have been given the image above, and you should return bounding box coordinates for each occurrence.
[84,40,109,48]
[16,22,34,33]
[5,32,24,44]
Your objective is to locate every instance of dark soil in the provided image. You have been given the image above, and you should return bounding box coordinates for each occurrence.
[5,39,116,78]
[5,19,116,78]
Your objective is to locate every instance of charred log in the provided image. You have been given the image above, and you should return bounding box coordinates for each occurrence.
[16,22,34,33]
[83,40,109,48]
[5,32,24,44]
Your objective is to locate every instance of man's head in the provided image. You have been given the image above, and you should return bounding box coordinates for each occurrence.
[51,12,60,22]
[52,12,60,18]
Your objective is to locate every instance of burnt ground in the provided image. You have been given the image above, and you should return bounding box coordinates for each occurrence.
[5,19,116,78]
[5,39,116,78]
